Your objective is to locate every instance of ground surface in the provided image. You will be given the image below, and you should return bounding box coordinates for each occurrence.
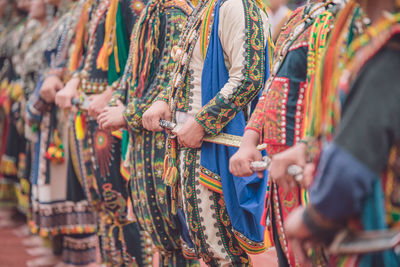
[0,225,35,267]
[0,223,278,267]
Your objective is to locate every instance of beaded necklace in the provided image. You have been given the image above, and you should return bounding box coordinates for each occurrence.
[167,0,268,117]
[302,1,364,139]
[341,11,400,87]
[303,4,400,143]
[167,0,217,116]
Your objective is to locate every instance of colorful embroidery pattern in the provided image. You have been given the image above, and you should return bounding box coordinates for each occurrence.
[182,149,251,265]
[195,0,266,135]
[124,3,199,265]
[93,129,116,177]
[263,77,290,147]
[199,166,222,194]
[124,8,188,131]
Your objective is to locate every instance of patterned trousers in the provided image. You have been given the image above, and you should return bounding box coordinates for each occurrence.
[179,148,252,267]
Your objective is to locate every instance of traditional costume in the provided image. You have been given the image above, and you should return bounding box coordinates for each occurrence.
[246,1,346,266]
[156,0,271,264]
[0,10,26,209]
[0,15,48,219]
[300,6,400,266]
[69,0,151,265]
[25,1,100,265]
[110,0,199,265]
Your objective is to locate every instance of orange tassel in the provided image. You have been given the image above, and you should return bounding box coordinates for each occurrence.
[97,0,119,71]
[69,2,90,72]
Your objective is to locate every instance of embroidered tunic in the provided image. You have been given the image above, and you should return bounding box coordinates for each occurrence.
[25,5,99,262]
[69,1,150,266]
[0,18,47,215]
[111,0,198,265]
[0,16,26,207]
[157,0,270,264]
[246,2,342,266]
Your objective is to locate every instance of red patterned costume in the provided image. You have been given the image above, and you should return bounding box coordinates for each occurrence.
[245,1,342,266]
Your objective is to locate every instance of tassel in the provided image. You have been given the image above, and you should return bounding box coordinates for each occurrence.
[69,1,90,72]
[74,111,85,140]
[162,138,179,186]
[129,0,162,97]
[162,138,180,215]
[97,0,119,71]
[46,130,65,164]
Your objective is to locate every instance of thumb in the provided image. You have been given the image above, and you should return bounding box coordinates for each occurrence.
[116,100,124,107]
[302,163,316,189]
[55,80,64,91]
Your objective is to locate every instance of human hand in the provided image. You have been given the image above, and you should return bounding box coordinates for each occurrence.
[142,100,172,132]
[97,100,126,131]
[39,75,64,103]
[175,117,205,148]
[285,206,314,267]
[229,130,264,178]
[87,88,112,118]
[269,143,307,193]
[55,77,80,109]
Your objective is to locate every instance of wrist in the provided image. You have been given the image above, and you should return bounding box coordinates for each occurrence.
[300,136,320,163]
[194,117,206,133]
[242,129,260,148]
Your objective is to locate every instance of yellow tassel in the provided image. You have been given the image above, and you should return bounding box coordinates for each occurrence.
[190,0,199,7]
[114,44,120,73]
[75,111,85,140]
[171,182,178,215]
[264,229,273,249]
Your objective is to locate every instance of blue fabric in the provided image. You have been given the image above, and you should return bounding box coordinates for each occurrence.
[177,208,195,248]
[309,143,400,266]
[30,78,44,186]
[359,180,400,266]
[309,142,376,220]
[30,33,59,186]
[200,0,269,244]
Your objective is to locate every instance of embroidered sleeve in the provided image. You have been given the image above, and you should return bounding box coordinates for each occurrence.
[109,78,127,105]
[195,0,267,135]
[154,86,170,103]
[245,84,268,134]
[124,9,187,131]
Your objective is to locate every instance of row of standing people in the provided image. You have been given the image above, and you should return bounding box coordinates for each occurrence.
[0,0,399,267]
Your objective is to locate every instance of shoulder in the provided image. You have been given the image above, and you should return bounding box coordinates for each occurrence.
[342,33,400,118]
[360,34,400,91]
[219,0,265,22]
[164,0,193,16]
